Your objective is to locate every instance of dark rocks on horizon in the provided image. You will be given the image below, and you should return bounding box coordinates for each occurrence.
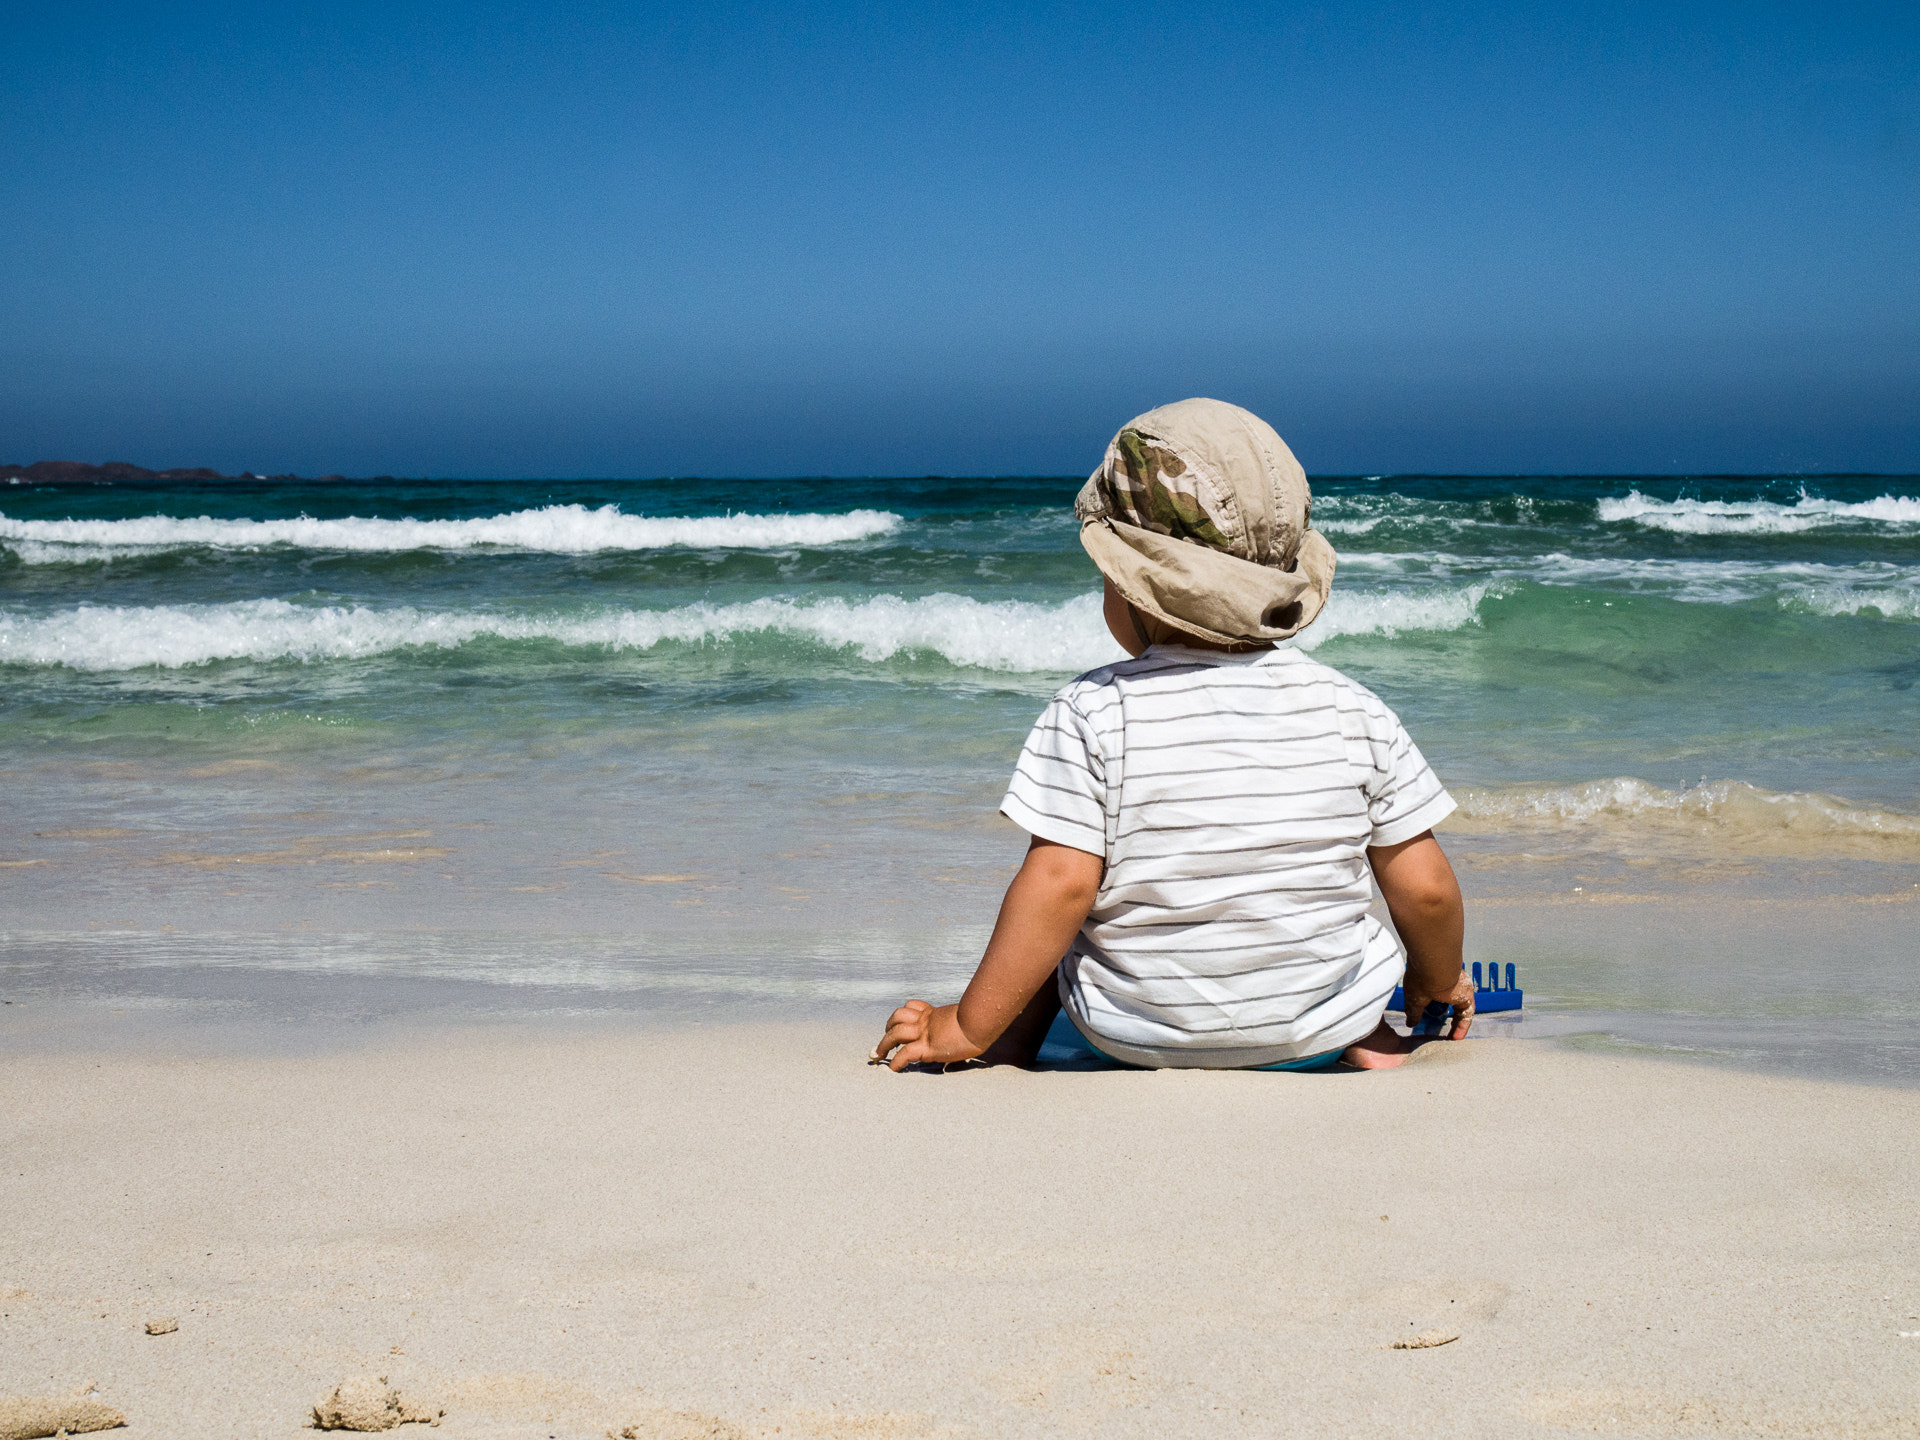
[1,459,353,484]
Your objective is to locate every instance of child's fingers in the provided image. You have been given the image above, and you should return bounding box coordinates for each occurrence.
[1449,996,1474,1038]
[878,1001,930,1042]
[886,1040,930,1073]
[873,1025,919,1060]
[1402,975,1477,1040]
[882,1014,928,1046]
[871,1009,931,1064]
[1401,990,1436,1035]
[1446,976,1476,1039]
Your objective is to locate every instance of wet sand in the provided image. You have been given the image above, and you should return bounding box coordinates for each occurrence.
[3,1018,1918,1438]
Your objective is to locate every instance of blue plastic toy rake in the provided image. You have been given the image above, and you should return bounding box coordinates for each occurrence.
[1389,962,1522,1036]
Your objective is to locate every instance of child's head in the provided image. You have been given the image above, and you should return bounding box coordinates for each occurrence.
[1077,398,1335,651]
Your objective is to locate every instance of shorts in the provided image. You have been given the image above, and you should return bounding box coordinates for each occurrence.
[1038,1010,1346,1072]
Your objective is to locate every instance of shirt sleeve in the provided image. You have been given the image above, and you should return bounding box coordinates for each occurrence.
[1344,684,1456,848]
[1000,693,1107,857]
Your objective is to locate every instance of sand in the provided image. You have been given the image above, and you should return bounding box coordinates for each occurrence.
[0,1388,125,1439]
[3,1020,1918,1439]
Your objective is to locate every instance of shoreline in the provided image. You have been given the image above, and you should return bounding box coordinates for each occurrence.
[7,863,1918,1088]
[4,1018,1918,1439]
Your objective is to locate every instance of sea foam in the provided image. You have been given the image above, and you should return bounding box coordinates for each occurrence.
[0,584,1490,674]
[0,595,1117,673]
[1597,491,1920,535]
[1304,584,1489,643]
[1333,551,1920,617]
[1448,777,1920,858]
[0,504,902,559]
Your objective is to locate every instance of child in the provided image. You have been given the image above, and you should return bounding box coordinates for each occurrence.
[874,398,1473,1072]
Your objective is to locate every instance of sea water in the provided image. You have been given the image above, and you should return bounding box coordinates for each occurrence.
[2,474,1917,1077]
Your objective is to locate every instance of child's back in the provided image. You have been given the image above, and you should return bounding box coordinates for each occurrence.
[1004,643,1453,1067]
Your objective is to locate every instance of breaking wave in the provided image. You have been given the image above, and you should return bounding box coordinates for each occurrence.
[1448,777,1920,859]
[1597,491,1920,535]
[1307,584,1488,642]
[0,505,902,559]
[0,584,1489,674]
[1335,551,1920,617]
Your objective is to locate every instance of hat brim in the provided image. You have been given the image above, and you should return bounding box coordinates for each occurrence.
[1080,519,1334,645]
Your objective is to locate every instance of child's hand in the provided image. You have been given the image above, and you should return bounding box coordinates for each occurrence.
[1402,968,1477,1039]
[871,838,1100,1073]
[871,1000,984,1072]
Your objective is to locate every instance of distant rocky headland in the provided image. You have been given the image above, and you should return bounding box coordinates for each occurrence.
[2,460,353,483]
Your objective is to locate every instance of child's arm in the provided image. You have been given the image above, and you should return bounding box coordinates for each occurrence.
[874,837,1101,1071]
[1368,830,1475,1039]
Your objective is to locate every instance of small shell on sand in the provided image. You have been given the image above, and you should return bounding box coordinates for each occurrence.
[1391,1329,1461,1349]
[144,1317,178,1335]
[310,1376,443,1431]
[0,1391,127,1440]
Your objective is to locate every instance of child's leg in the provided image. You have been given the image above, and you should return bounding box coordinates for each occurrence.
[975,977,1062,1067]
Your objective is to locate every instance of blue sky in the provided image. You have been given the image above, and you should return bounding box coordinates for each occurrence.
[4,1,1917,476]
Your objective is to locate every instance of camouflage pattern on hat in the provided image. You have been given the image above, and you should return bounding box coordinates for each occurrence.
[1106,429,1236,551]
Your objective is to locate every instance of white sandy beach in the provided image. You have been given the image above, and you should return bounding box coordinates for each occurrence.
[3,1020,1918,1439]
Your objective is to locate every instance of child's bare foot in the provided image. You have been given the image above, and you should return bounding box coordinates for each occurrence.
[1341,1019,1416,1069]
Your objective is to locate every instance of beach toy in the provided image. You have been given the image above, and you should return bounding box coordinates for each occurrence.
[1391,962,1523,1036]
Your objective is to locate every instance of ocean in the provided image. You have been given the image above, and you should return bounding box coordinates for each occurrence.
[3,472,1917,1078]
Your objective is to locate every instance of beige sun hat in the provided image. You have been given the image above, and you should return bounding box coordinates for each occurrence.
[1076,398,1335,646]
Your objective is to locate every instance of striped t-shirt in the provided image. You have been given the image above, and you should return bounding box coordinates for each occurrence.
[1001,643,1455,1068]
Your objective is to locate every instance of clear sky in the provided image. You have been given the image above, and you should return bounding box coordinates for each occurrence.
[4,1,1917,477]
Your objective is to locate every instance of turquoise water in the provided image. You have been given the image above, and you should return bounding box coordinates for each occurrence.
[2,472,1918,1077]
[4,473,1917,806]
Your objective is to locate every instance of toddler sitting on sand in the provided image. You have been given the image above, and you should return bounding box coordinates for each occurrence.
[875,398,1473,1072]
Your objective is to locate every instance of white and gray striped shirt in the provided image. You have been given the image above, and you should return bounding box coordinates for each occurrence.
[1001,644,1455,1067]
